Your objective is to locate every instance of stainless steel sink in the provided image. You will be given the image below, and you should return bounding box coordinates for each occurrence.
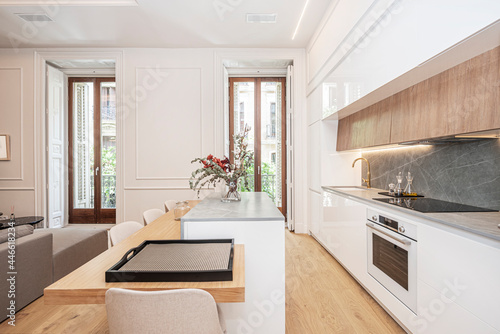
[327,186,371,192]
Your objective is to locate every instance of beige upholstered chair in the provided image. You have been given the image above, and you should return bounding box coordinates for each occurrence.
[109,221,143,246]
[164,200,177,213]
[105,288,227,334]
[143,208,165,225]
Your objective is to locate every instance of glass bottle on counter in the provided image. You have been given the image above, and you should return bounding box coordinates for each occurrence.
[388,183,395,196]
[403,172,417,196]
[395,172,403,196]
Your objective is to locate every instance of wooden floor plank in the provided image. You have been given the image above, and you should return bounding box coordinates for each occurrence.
[0,229,404,333]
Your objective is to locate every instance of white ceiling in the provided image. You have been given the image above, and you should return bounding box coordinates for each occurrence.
[0,0,332,49]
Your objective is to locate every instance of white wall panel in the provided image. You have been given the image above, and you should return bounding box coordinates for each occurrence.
[135,68,202,180]
[0,50,35,217]
[121,48,216,222]
[0,68,23,180]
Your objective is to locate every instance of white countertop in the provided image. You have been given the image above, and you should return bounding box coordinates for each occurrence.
[181,192,284,222]
[322,186,500,242]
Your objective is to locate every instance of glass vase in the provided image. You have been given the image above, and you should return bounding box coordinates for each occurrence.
[221,179,241,202]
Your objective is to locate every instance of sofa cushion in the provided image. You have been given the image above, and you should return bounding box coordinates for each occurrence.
[0,225,34,243]
[35,228,108,281]
[0,232,52,321]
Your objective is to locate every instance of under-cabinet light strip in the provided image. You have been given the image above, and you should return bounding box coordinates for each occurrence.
[361,145,429,154]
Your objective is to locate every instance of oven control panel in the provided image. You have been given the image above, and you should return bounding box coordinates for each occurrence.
[367,209,418,240]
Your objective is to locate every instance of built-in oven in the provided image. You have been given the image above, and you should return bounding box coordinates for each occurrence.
[367,209,417,314]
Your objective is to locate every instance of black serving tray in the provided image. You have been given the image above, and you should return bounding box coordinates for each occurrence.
[106,239,234,283]
[378,191,424,198]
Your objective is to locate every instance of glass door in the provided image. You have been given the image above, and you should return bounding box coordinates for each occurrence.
[229,78,287,216]
[68,78,116,224]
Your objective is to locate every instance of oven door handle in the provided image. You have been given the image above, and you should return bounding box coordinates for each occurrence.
[366,222,412,246]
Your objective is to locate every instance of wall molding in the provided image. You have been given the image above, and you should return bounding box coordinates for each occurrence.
[0,67,24,181]
[134,67,203,180]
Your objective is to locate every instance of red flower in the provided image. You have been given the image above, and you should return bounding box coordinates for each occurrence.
[198,154,231,174]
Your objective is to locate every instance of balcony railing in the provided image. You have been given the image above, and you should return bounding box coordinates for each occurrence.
[102,174,116,208]
[241,174,276,203]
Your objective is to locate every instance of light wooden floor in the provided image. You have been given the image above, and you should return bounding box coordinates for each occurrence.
[0,230,404,333]
[285,231,404,334]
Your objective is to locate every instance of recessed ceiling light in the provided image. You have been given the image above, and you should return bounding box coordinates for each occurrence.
[16,13,53,22]
[246,14,277,24]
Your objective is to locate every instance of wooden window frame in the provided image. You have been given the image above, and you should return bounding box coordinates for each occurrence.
[229,77,287,218]
[68,77,116,224]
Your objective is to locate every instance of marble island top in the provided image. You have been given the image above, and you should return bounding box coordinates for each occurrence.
[323,186,500,242]
[181,192,284,222]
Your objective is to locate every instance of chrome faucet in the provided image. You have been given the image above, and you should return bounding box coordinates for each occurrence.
[352,157,371,188]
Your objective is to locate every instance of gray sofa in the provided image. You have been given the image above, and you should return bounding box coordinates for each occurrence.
[0,227,108,321]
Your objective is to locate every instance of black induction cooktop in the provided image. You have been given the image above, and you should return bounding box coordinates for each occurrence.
[373,197,499,213]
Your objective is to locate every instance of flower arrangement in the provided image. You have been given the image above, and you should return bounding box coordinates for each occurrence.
[189,125,253,200]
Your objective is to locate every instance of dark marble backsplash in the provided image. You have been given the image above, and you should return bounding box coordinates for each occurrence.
[362,139,500,210]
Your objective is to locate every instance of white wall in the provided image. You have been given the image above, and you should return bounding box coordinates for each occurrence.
[0,47,307,228]
[0,50,37,217]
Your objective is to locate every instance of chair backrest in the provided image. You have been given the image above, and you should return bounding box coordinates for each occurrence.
[109,221,142,246]
[106,288,225,334]
[143,208,164,225]
[164,200,177,213]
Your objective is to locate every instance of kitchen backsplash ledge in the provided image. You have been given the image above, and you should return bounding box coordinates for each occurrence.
[361,139,500,210]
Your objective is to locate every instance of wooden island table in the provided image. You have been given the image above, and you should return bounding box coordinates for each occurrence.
[44,200,245,305]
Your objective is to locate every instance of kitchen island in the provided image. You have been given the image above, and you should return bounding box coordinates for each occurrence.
[182,192,285,334]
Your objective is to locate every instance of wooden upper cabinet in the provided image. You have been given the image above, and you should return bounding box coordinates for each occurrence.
[337,45,500,151]
[391,73,450,143]
[450,47,500,134]
[336,116,352,151]
[336,98,392,150]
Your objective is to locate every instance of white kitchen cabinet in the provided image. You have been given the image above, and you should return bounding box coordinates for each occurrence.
[318,190,368,278]
[417,222,500,332]
[413,280,498,334]
[307,84,322,126]
[308,122,321,192]
[312,189,500,333]
[309,190,322,237]
[308,0,500,111]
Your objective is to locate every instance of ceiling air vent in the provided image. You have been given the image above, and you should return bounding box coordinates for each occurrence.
[16,13,53,22]
[246,14,277,23]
